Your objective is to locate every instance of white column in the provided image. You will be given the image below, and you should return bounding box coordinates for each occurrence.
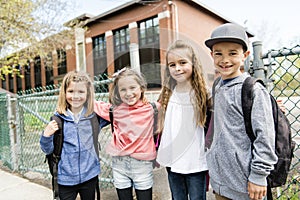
[130,43,140,73]
[75,27,86,72]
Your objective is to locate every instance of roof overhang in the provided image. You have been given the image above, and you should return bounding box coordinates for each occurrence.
[68,0,254,37]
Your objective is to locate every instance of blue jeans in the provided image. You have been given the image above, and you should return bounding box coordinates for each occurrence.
[166,167,207,200]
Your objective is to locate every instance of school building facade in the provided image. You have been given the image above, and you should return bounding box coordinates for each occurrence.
[1,0,253,93]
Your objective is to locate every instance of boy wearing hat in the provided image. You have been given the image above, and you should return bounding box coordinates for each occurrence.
[205,23,277,200]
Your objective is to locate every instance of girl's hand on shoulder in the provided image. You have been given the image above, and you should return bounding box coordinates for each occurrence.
[276,99,286,114]
[142,99,148,104]
[43,120,59,137]
[156,101,161,110]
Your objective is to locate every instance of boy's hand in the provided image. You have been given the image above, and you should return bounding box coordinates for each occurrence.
[43,120,59,137]
[247,181,266,200]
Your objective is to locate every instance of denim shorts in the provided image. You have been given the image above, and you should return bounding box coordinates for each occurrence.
[112,156,153,190]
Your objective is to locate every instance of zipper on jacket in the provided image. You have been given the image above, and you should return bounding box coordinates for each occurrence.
[76,124,81,183]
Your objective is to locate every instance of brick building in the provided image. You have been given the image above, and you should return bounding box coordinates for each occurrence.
[2,0,253,93]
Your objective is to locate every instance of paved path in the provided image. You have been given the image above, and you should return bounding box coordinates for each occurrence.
[0,167,215,200]
[0,169,52,200]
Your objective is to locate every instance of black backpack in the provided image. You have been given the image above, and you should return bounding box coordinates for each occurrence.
[45,114,101,200]
[242,77,296,199]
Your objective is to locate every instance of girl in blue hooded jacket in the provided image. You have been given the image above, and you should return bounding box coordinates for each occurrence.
[40,71,108,200]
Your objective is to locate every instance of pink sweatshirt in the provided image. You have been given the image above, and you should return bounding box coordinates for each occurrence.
[94,100,160,161]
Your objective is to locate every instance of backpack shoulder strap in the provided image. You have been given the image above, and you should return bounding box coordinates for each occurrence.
[49,115,64,199]
[91,114,100,157]
[150,102,158,135]
[90,114,101,200]
[109,106,114,133]
[50,115,64,161]
[241,77,265,143]
[150,102,161,149]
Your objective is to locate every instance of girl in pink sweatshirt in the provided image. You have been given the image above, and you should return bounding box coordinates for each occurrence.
[94,68,160,200]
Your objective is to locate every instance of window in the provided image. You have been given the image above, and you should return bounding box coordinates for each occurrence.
[16,75,22,92]
[44,53,54,86]
[114,27,130,71]
[138,17,161,88]
[139,17,159,46]
[93,35,107,77]
[9,74,13,93]
[34,56,42,88]
[57,49,67,75]
[14,64,22,92]
[25,62,31,90]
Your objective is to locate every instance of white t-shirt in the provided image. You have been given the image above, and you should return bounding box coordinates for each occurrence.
[156,88,208,174]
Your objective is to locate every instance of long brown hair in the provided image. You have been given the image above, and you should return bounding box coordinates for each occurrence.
[158,40,209,132]
[56,70,94,116]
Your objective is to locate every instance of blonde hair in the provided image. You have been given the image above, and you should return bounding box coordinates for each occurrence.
[109,68,148,106]
[158,40,209,131]
[56,70,94,116]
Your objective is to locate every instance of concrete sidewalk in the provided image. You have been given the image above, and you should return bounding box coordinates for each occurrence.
[0,169,52,200]
[0,167,215,200]
[0,167,171,200]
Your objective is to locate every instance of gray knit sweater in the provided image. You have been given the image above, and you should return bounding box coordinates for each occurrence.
[206,73,278,199]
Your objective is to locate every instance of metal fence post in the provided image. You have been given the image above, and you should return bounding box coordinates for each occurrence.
[252,41,267,81]
[7,94,18,171]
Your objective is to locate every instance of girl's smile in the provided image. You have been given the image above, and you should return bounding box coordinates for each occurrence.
[167,48,193,89]
[118,76,142,106]
[66,81,87,114]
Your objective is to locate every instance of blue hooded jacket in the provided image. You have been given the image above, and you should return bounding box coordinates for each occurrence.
[40,108,109,186]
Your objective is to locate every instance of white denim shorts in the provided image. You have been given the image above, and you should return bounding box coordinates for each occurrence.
[111,156,153,190]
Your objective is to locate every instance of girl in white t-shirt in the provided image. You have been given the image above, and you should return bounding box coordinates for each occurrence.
[156,40,210,200]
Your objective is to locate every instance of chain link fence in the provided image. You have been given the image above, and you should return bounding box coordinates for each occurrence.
[262,45,300,199]
[0,93,12,169]
[0,45,299,199]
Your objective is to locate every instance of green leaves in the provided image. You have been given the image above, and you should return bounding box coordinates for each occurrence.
[0,0,76,78]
